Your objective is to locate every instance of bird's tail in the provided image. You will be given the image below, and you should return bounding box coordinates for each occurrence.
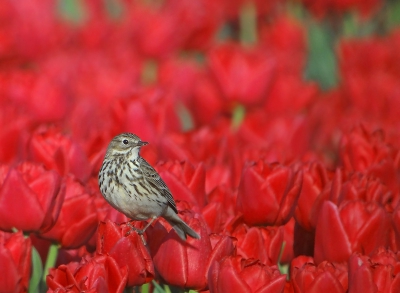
[164,207,200,240]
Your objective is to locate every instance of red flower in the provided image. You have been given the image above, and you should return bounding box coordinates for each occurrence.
[263,75,318,115]
[0,231,32,293]
[227,216,284,266]
[294,161,331,231]
[47,255,128,293]
[40,175,98,249]
[208,256,287,293]
[28,127,91,182]
[339,126,398,194]
[146,207,212,290]
[259,16,307,75]
[123,1,186,59]
[333,171,397,212]
[155,160,206,208]
[348,251,400,293]
[299,0,381,18]
[122,89,181,143]
[202,186,237,233]
[0,162,65,233]
[0,103,31,163]
[290,256,348,293]
[96,221,154,287]
[238,110,312,159]
[314,200,390,263]
[207,43,275,107]
[237,161,303,226]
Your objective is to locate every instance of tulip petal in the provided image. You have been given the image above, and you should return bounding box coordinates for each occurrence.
[314,201,352,263]
[0,169,44,231]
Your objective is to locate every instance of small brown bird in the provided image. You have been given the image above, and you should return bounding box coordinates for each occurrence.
[98,133,200,241]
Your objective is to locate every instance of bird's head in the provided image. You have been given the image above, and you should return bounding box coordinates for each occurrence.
[105,133,148,159]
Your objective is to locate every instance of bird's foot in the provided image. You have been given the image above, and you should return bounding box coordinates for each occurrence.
[125,221,147,245]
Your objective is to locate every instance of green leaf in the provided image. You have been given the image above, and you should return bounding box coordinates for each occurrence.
[177,102,194,132]
[57,0,86,24]
[304,20,338,90]
[152,281,167,293]
[231,104,246,130]
[239,2,257,45]
[277,241,289,276]
[388,0,400,28]
[140,283,149,293]
[29,247,43,293]
[104,0,123,19]
[42,243,59,283]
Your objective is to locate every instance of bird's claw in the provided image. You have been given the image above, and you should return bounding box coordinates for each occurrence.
[125,222,147,245]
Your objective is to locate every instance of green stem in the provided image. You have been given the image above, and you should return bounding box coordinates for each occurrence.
[42,243,59,283]
[239,2,257,45]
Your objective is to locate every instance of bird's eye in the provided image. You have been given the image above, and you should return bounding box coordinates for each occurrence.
[122,139,129,145]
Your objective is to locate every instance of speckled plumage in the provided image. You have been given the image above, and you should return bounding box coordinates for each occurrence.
[98,133,200,240]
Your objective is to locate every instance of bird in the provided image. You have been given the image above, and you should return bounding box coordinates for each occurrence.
[98,132,200,242]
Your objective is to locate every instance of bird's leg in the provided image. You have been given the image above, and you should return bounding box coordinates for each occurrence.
[125,221,140,235]
[125,217,157,245]
[137,216,157,235]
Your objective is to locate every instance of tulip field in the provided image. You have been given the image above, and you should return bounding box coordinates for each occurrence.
[2,0,400,292]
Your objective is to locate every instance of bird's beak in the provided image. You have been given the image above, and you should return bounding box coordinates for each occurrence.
[137,141,149,146]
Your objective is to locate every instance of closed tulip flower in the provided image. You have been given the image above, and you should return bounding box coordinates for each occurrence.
[315,200,390,263]
[0,162,65,233]
[237,161,303,226]
[47,255,128,293]
[290,256,348,293]
[0,231,32,293]
[228,216,284,266]
[348,251,400,293]
[28,127,91,182]
[41,175,98,249]
[96,220,154,287]
[146,212,212,290]
[208,256,287,293]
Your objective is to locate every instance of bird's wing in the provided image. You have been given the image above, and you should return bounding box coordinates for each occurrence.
[138,158,178,214]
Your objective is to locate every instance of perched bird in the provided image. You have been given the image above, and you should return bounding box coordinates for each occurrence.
[98,133,200,242]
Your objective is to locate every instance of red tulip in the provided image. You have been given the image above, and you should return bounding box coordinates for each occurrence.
[123,1,186,59]
[207,43,275,107]
[123,89,181,143]
[202,186,237,233]
[259,16,307,75]
[290,256,348,293]
[0,103,31,163]
[96,220,154,287]
[299,0,381,18]
[41,175,98,249]
[294,161,331,231]
[208,256,287,293]
[0,162,65,233]
[227,216,284,266]
[333,171,397,212]
[0,231,32,293]
[315,200,390,263]
[348,251,400,293]
[47,255,128,293]
[191,75,225,125]
[339,126,398,194]
[281,217,295,264]
[147,216,211,290]
[238,110,312,159]
[390,206,400,251]
[237,161,303,226]
[28,127,91,182]
[263,75,318,115]
[155,160,206,208]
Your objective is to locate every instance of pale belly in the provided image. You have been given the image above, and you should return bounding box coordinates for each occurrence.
[102,184,167,220]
